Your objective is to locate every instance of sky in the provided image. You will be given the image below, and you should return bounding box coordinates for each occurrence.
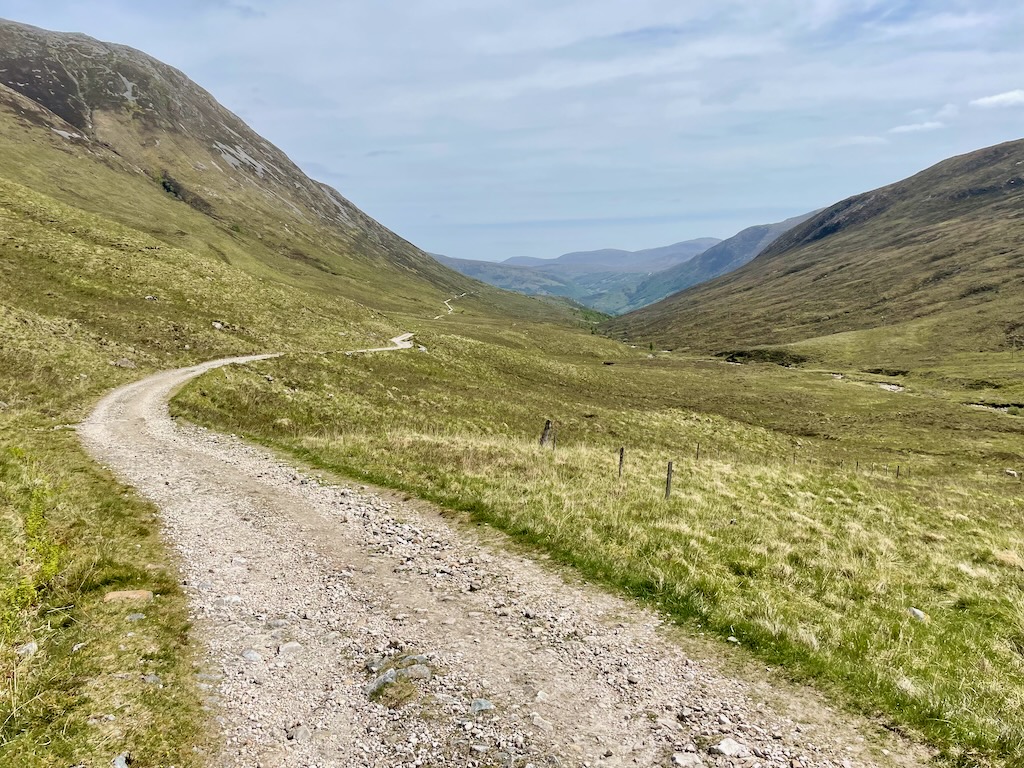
[2,1,1024,262]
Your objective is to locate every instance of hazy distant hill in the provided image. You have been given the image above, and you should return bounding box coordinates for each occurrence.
[436,238,721,314]
[620,212,816,313]
[432,253,579,297]
[505,238,721,274]
[605,138,1024,365]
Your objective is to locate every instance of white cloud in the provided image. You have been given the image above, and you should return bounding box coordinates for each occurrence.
[934,103,959,120]
[888,121,944,134]
[970,89,1024,108]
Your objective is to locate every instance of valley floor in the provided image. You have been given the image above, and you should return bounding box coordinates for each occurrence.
[77,353,927,767]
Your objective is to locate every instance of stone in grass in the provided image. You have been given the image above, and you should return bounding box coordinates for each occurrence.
[366,668,397,696]
[399,654,429,666]
[710,738,751,758]
[125,613,146,622]
[397,664,432,682]
[908,607,929,622]
[241,648,262,663]
[111,752,132,768]
[104,590,154,603]
[277,641,302,656]
[16,641,38,658]
[470,698,495,714]
[113,358,137,369]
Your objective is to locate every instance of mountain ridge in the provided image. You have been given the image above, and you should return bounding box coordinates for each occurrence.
[0,16,495,315]
[605,138,1024,366]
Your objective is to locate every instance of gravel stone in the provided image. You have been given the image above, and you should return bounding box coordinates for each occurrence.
[710,737,751,757]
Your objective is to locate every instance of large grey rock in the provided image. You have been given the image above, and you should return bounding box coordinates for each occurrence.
[531,712,554,732]
[470,698,495,714]
[397,664,432,681]
[277,641,302,656]
[672,754,704,767]
[366,668,397,696]
[710,738,750,758]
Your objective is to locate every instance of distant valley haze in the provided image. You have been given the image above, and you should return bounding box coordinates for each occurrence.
[3,0,1024,263]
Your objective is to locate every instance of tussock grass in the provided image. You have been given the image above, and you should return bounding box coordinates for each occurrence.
[176,327,1024,766]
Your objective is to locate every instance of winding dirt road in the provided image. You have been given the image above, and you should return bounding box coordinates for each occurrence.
[78,339,928,768]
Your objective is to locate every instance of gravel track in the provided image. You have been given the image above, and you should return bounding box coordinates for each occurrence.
[78,349,929,768]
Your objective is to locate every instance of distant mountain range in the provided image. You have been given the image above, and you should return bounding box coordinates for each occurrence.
[504,238,721,273]
[435,218,811,315]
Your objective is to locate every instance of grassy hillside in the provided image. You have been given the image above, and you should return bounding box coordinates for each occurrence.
[605,140,1024,372]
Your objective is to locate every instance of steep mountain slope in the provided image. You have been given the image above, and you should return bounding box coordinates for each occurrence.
[606,139,1024,365]
[437,238,720,314]
[621,212,816,313]
[0,18,563,322]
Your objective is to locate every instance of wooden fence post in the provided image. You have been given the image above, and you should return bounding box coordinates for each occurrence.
[539,419,553,448]
[696,443,701,461]
[665,461,674,499]
[618,447,624,479]
[896,465,901,479]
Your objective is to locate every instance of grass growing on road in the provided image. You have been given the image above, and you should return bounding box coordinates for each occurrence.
[175,320,1024,767]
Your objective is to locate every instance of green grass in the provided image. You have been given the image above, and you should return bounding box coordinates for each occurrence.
[0,436,210,768]
[173,319,1024,767]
